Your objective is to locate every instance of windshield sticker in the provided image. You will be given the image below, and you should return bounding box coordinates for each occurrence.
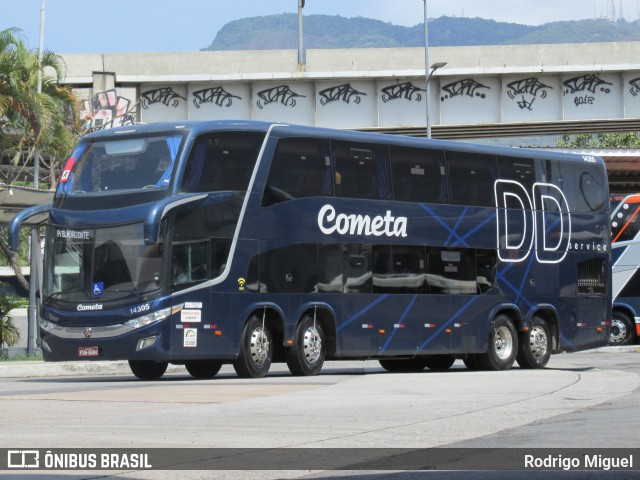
[59,157,76,183]
[184,328,197,347]
[92,282,104,297]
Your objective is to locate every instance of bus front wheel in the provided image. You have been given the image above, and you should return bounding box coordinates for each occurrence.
[478,315,518,371]
[610,311,636,345]
[185,361,223,379]
[233,315,273,378]
[516,316,551,369]
[129,360,168,380]
[286,315,326,376]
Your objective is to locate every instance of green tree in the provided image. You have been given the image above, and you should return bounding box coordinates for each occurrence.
[556,132,640,149]
[0,28,81,289]
[0,292,24,349]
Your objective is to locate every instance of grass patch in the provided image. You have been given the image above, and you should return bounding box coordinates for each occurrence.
[0,354,43,362]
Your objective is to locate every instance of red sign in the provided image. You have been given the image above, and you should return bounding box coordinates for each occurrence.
[78,346,99,357]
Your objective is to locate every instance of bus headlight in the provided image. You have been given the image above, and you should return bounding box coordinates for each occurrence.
[124,305,182,329]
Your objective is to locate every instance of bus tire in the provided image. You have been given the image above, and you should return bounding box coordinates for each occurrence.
[233,315,273,378]
[185,361,223,379]
[610,311,636,345]
[463,354,483,370]
[478,315,518,371]
[516,316,551,369]
[423,355,455,371]
[128,360,168,380]
[286,315,326,376]
[379,358,427,372]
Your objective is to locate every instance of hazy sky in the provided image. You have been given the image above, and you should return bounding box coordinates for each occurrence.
[2,0,639,53]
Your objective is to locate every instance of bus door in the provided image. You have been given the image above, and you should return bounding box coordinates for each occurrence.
[169,240,218,358]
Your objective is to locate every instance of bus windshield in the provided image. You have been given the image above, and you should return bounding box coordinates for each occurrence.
[58,134,183,195]
[44,223,164,305]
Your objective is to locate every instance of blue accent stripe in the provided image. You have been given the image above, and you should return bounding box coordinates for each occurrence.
[336,295,388,333]
[451,211,496,247]
[380,295,419,353]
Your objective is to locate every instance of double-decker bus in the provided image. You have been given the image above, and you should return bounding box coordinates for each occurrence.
[10,121,611,379]
[610,193,640,345]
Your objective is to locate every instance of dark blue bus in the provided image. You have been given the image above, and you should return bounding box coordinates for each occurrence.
[10,121,611,379]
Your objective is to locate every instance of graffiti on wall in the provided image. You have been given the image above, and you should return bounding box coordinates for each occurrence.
[506,77,553,111]
[563,74,613,107]
[441,79,490,102]
[381,82,425,103]
[192,86,242,108]
[629,77,640,97]
[256,85,305,109]
[80,89,134,130]
[140,87,186,109]
[319,84,367,106]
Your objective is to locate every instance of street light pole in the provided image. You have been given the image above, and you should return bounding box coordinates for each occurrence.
[423,0,431,138]
[27,0,46,356]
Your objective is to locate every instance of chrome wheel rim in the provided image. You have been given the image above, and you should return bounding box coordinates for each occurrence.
[249,327,270,366]
[610,319,627,344]
[302,325,322,365]
[529,325,548,358]
[493,325,514,360]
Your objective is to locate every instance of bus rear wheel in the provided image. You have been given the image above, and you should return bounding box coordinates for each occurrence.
[610,311,636,345]
[185,361,223,379]
[129,360,168,380]
[286,315,326,376]
[423,355,455,371]
[516,316,551,369]
[478,315,518,371]
[233,315,273,378]
[379,358,427,372]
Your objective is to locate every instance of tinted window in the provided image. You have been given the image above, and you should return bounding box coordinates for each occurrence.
[333,141,391,200]
[391,147,446,203]
[427,248,476,295]
[447,151,497,207]
[262,137,333,206]
[498,157,535,192]
[181,131,265,193]
[373,245,426,294]
[260,243,318,293]
[343,244,372,293]
[318,243,343,293]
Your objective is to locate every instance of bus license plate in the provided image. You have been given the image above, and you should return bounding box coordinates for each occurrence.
[78,346,99,357]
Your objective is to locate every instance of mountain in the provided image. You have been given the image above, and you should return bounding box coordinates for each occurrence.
[202,14,640,51]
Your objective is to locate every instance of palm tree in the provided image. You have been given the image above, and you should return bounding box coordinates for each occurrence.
[0,28,81,289]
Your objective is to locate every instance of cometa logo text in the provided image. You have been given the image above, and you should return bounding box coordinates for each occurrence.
[317,204,408,238]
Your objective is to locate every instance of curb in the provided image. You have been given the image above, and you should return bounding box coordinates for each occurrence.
[0,346,637,379]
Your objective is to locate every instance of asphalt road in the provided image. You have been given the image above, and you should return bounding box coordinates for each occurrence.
[0,348,638,480]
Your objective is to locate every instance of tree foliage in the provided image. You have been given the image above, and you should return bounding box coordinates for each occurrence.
[0,290,24,348]
[556,132,640,149]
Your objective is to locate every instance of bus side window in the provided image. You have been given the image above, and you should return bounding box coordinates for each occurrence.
[343,244,372,293]
[333,142,391,200]
[427,248,476,295]
[262,138,333,206]
[391,146,446,203]
[181,132,265,193]
[373,245,426,294]
[447,151,497,207]
[498,157,535,192]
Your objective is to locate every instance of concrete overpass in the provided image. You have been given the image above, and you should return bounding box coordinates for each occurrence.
[60,42,640,139]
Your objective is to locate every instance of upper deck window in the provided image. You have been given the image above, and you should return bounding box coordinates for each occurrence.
[333,141,391,200]
[58,134,183,195]
[180,131,265,193]
[262,137,333,206]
